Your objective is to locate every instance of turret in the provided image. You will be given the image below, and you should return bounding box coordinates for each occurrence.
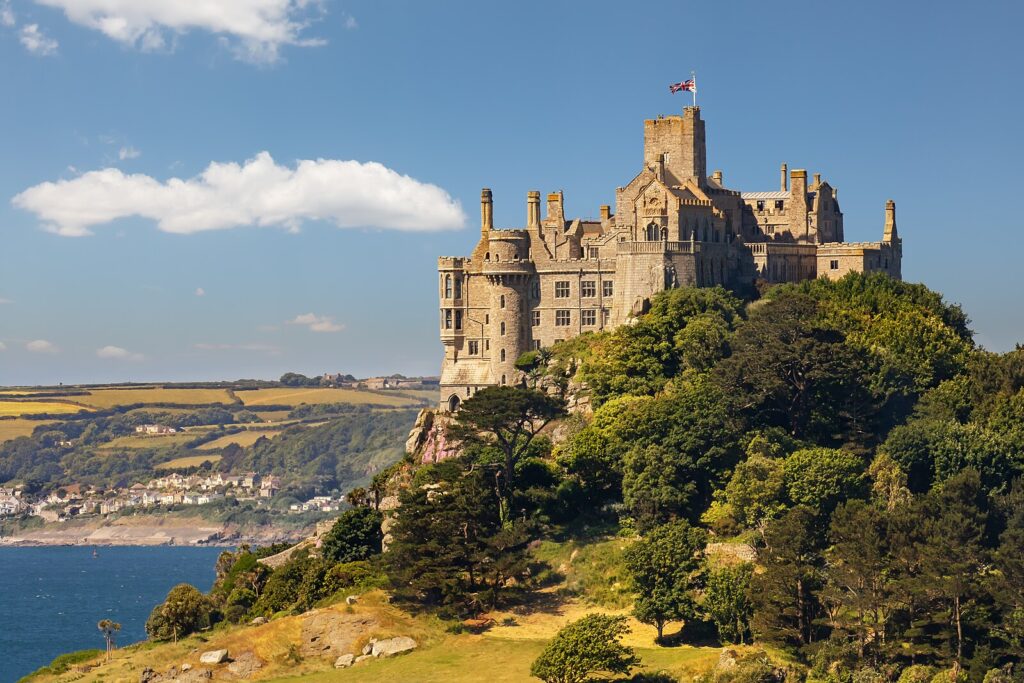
[643,107,706,186]
[481,188,493,233]
[883,199,898,242]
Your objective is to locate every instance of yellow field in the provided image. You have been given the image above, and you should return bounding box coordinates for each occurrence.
[0,400,88,417]
[75,387,234,409]
[238,387,421,408]
[254,410,293,422]
[197,430,282,450]
[155,454,223,470]
[99,432,196,450]
[0,419,54,441]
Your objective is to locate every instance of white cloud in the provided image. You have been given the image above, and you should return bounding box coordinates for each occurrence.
[96,345,144,361]
[194,287,206,297]
[26,339,58,353]
[194,342,280,353]
[13,151,466,237]
[33,0,326,63]
[1,1,15,27]
[20,24,59,55]
[118,146,141,161]
[288,313,343,333]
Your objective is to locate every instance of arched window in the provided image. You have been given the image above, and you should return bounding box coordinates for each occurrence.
[500,295,505,309]
[501,374,507,385]
[500,349,506,362]
[444,275,452,298]
[454,277,462,299]
[645,222,659,241]
[447,394,461,412]
[500,322,506,335]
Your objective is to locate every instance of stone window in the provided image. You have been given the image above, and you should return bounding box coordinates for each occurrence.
[501,374,506,385]
[581,310,596,326]
[485,314,489,324]
[444,310,452,329]
[555,310,571,326]
[756,200,765,211]
[485,340,490,351]
[454,277,462,299]
[603,281,613,297]
[775,200,784,211]
[581,281,596,298]
[555,281,570,298]
[602,309,610,326]
[500,349,506,362]
[531,280,541,299]
[645,222,659,241]
[531,310,540,327]
[830,259,839,270]
[499,294,505,309]
[500,322,506,336]
[455,311,462,330]
[588,247,599,259]
[468,341,479,355]
[533,340,541,350]
[444,275,453,298]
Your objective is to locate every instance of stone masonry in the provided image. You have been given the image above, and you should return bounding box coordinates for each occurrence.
[437,107,902,410]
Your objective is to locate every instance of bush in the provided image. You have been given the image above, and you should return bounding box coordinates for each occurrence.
[146,583,215,641]
[898,665,939,683]
[530,614,639,683]
[320,507,384,563]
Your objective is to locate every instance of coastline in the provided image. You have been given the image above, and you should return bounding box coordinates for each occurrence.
[0,514,312,548]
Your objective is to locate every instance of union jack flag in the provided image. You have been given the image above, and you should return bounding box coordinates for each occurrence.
[669,79,695,94]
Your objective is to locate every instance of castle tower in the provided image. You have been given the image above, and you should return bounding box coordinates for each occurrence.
[643,106,707,187]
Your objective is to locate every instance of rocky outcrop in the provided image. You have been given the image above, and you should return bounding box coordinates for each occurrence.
[199,650,229,665]
[370,636,417,658]
[405,409,459,463]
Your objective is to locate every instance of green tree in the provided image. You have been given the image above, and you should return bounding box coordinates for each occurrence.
[623,520,706,642]
[97,619,121,661]
[783,447,866,514]
[530,614,639,683]
[447,386,566,523]
[750,506,825,649]
[820,500,897,662]
[704,564,754,644]
[320,507,383,563]
[146,583,212,642]
[723,454,786,534]
[991,480,1024,659]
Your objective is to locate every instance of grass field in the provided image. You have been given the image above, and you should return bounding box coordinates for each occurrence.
[0,418,54,441]
[99,432,197,450]
[238,387,423,408]
[74,387,234,409]
[196,430,282,450]
[0,400,87,417]
[155,454,223,470]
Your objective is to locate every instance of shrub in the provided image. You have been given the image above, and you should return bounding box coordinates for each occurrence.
[530,613,638,683]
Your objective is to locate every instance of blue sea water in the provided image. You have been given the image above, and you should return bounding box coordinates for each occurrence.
[0,546,225,682]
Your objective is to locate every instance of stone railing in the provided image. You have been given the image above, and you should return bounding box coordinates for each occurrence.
[617,241,698,255]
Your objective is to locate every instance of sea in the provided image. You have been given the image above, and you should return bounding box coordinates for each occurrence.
[0,546,226,682]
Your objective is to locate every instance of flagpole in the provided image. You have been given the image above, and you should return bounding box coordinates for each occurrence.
[692,70,697,108]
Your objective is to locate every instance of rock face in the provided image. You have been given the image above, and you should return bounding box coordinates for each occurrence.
[298,609,382,658]
[335,654,355,668]
[226,651,262,677]
[198,649,229,664]
[371,636,417,658]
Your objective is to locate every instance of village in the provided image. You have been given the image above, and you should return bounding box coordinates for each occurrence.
[0,470,346,523]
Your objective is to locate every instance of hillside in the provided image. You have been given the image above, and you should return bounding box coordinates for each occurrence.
[17,273,1024,683]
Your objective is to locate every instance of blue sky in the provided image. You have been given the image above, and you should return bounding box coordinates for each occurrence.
[1,0,1022,385]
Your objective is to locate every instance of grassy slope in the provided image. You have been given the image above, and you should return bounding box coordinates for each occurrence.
[23,538,724,683]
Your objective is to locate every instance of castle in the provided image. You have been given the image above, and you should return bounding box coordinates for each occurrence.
[437,107,902,411]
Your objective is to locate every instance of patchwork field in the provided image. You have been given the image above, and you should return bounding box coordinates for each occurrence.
[197,430,282,450]
[74,387,234,409]
[238,387,422,408]
[155,454,223,470]
[99,432,199,450]
[0,401,87,417]
[0,419,53,441]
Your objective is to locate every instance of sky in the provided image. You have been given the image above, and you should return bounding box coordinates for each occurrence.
[1,0,1022,386]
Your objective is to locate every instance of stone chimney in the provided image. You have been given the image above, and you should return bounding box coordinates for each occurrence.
[883,199,898,242]
[480,188,493,233]
[790,170,809,239]
[780,163,788,192]
[546,191,564,226]
[813,173,821,188]
[711,170,723,185]
[527,191,541,229]
[600,205,611,221]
